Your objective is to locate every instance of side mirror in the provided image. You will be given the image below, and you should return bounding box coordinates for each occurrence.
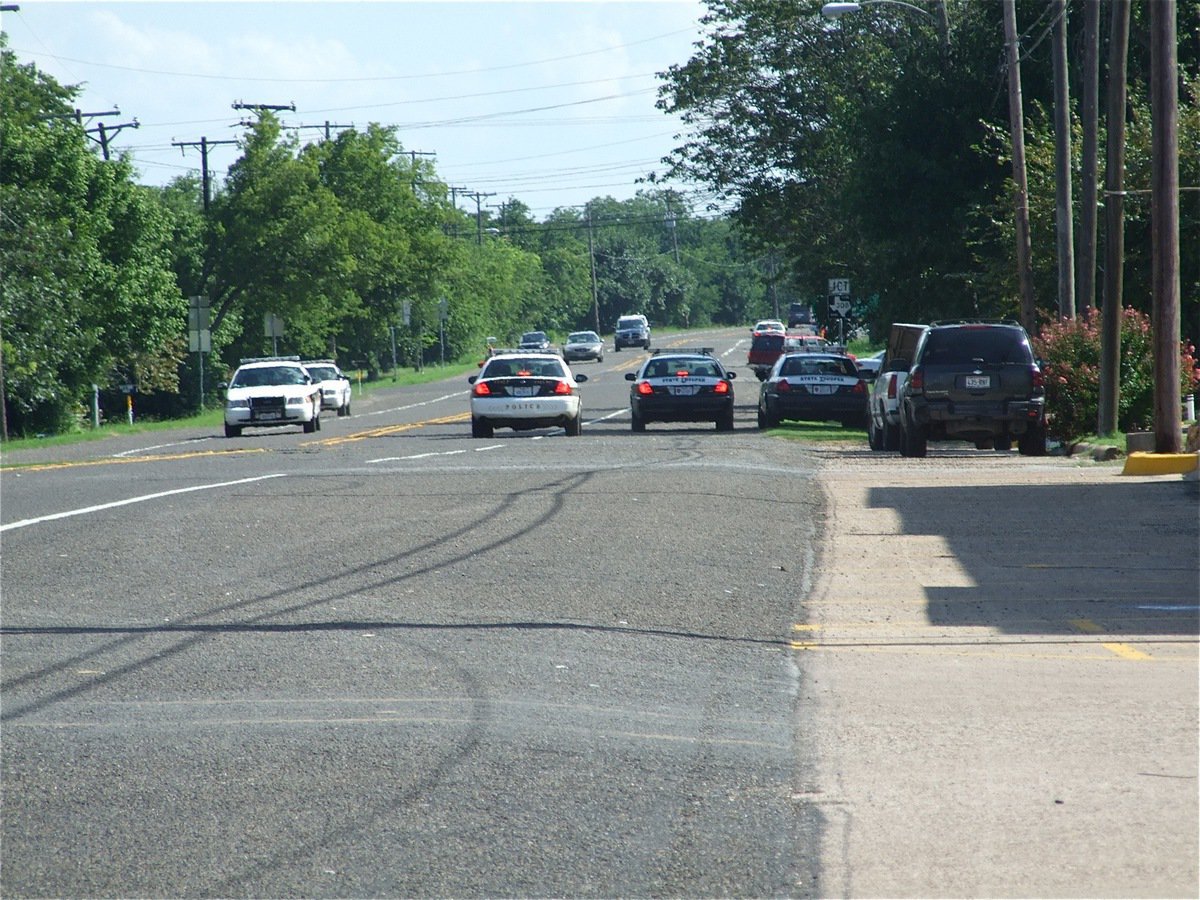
[726,371,737,379]
[625,372,636,381]
[468,375,477,384]
[217,381,229,390]
[575,373,588,383]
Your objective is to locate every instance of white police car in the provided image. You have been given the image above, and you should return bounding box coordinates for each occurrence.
[302,359,352,417]
[468,351,588,438]
[221,356,322,438]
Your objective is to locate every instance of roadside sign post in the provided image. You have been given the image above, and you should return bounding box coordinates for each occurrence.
[188,295,210,409]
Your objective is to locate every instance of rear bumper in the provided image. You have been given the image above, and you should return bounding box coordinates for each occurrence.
[909,398,1045,434]
[768,394,864,422]
[633,396,732,423]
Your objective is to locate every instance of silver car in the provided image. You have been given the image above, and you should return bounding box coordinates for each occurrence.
[563,331,604,363]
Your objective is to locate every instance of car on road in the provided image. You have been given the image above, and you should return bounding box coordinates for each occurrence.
[757,352,868,429]
[468,352,588,438]
[897,320,1047,457]
[752,319,786,335]
[221,356,322,438]
[613,314,651,351]
[302,359,353,417]
[867,323,926,452]
[747,331,787,381]
[625,347,736,432]
[518,331,552,352]
[787,302,816,329]
[562,330,604,363]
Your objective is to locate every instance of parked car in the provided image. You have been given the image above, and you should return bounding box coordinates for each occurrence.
[518,331,551,352]
[625,347,736,432]
[757,352,868,429]
[614,315,651,351]
[301,359,352,417]
[897,320,1047,457]
[867,324,926,452]
[468,352,588,437]
[562,330,604,363]
[856,350,886,381]
[220,356,322,438]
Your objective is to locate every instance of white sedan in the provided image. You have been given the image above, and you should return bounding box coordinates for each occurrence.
[468,352,588,438]
[302,359,352,416]
[221,356,322,438]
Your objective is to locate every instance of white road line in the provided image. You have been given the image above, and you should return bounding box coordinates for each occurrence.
[112,437,215,457]
[586,409,627,424]
[1,474,287,532]
[363,391,468,418]
[367,449,470,463]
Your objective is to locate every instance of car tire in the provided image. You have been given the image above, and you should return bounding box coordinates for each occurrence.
[343,400,351,417]
[1018,424,1047,456]
[224,424,241,438]
[303,416,317,434]
[883,421,900,451]
[565,414,582,437]
[614,345,621,353]
[868,418,882,450]
[994,435,1012,452]
[597,355,603,363]
[631,409,646,433]
[717,410,734,432]
[471,416,493,438]
[900,419,927,457]
[975,439,994,450]
[757,406,768,430]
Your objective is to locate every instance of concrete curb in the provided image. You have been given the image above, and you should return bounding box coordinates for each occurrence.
[1121,451,1200,476]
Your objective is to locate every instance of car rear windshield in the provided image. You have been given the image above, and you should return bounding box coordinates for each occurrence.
[752,334,785,350]
[921,328,1032,365]
[305,366,339,381]
[644,358,719,378]
[617,318,645,329]
[484,358,565,378]
[568,332,598,342]
[780,356,856,377]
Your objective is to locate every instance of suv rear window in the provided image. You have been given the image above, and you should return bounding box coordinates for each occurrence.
[751,334,785,351]
[921,328,1032,365]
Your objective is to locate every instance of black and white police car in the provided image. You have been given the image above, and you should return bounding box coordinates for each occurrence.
[757,352,868,429]
[624,347,736,432]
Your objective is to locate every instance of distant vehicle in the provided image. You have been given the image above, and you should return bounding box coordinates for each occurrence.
[747,332,787,381]
[301,359,352,417]
[752,319,786,335]
[613,315,651,351]
[518,331,551,352]
[220,356,321,438]
[562,331,604,363]
[787,302,815,328]
[897,320,1047,457]
[468,352,587,437]
[757,352,868,429]
[625,347,736,432]
[867,324,926,452]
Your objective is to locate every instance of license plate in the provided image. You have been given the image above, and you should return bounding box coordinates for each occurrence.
[511,386,537,397]
[808,385,834,395]
[670,386,697,396]
[965,376,991,389]
[254,411,281,420]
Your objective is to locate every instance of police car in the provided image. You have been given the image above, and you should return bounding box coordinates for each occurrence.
[624,348,736,432]
[301,359,352,417]
[221,356,322,438]
[468,351,588,438]
[757,352,868,429]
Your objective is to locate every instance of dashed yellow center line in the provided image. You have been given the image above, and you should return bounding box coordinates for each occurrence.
[305,413,470,446]
[1069,617,1154,660]
[1,447,268,472]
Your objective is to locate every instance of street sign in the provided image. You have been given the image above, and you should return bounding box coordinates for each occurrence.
[832,297,851,317]
[828,277,850,297]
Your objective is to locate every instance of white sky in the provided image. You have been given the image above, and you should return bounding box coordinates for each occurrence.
[3,0,716,219]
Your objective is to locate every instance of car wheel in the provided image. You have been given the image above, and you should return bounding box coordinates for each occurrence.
[565,414,582,437]
[597,355,603,363]
[1018,424,1047,456]
[995,435,1013,452]
[975,439,994,450]
[868,418,881,450]
[303,417,317,433]
[631,409,646,432]
[343,400,351,417]
[614,345,621,353]
[471,416,493,438]
[900,419,927,457]
[717,410,734,432]
[224,424,241,438]
[883,422,901,451]
[757,406,768,430]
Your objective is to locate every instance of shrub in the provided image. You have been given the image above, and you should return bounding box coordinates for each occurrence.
[1034,307,1200,441]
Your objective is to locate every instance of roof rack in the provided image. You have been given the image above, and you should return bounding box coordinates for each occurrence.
[651,347,714,357]
[928,318,1022,327]
[239,355,300,364]
[301,358,337,365]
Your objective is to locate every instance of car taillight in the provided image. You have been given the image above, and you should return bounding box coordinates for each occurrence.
[852,380,866,395]
[675,369,689,377]
[887,374,898,399]
[1031,367,1044,389]
[552,380,572,395]
[713,380,730,394]
[776,380,791,392]
[473,382,492,397]
[908,367,924,393]
[636,381,654,396]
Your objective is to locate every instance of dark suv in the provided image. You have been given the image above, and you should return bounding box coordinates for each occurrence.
[897,321,1046,457]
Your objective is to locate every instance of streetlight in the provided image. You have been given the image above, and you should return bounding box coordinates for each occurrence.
[821,0,949,50]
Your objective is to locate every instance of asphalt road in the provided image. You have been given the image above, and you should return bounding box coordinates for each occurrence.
[2,327,1196,898]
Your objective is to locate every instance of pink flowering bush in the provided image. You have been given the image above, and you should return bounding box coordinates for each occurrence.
[1034,307,1200,441]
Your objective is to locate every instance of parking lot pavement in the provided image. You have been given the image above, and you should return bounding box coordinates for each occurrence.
[802,451,1199,899]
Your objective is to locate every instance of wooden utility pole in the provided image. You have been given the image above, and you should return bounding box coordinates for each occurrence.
[172,137,237,212]
[1150,0,1181,453]
[1003,0,1036,332]
[1077,0,1100,313]
[1098,0,1130,437]
[587,204,600,334]
[1051,0,1075,320]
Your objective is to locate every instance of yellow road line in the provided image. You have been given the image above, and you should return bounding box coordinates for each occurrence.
[305,413,470,446]
[1069,617,1153,660]
[1,447,267,472]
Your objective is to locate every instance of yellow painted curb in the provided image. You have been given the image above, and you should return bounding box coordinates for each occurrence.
[1120,451,1200,476]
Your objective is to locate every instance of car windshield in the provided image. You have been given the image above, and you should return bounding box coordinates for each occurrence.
[306,366,338,381]
[780,357,856,377]
[231,366,308,387]
[922,329,1031,365]
[568,332,598,343]
[485,358,565,379]
[520,332,546,342]
[617,318,644,329]
[753,334,785,350]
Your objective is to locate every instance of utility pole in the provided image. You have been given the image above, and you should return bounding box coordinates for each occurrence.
[1150,0,1181,453]
[1077,0,1100,313]
[1098,0,1130,437]
[587,204,600,334]
[294,121,353,141]
[461,190,495,244]
[1051,0,1075,320]
[232,100,296,114]
[172,137,237,212]
[87,118,139,161]
[1003,0,1036,333]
